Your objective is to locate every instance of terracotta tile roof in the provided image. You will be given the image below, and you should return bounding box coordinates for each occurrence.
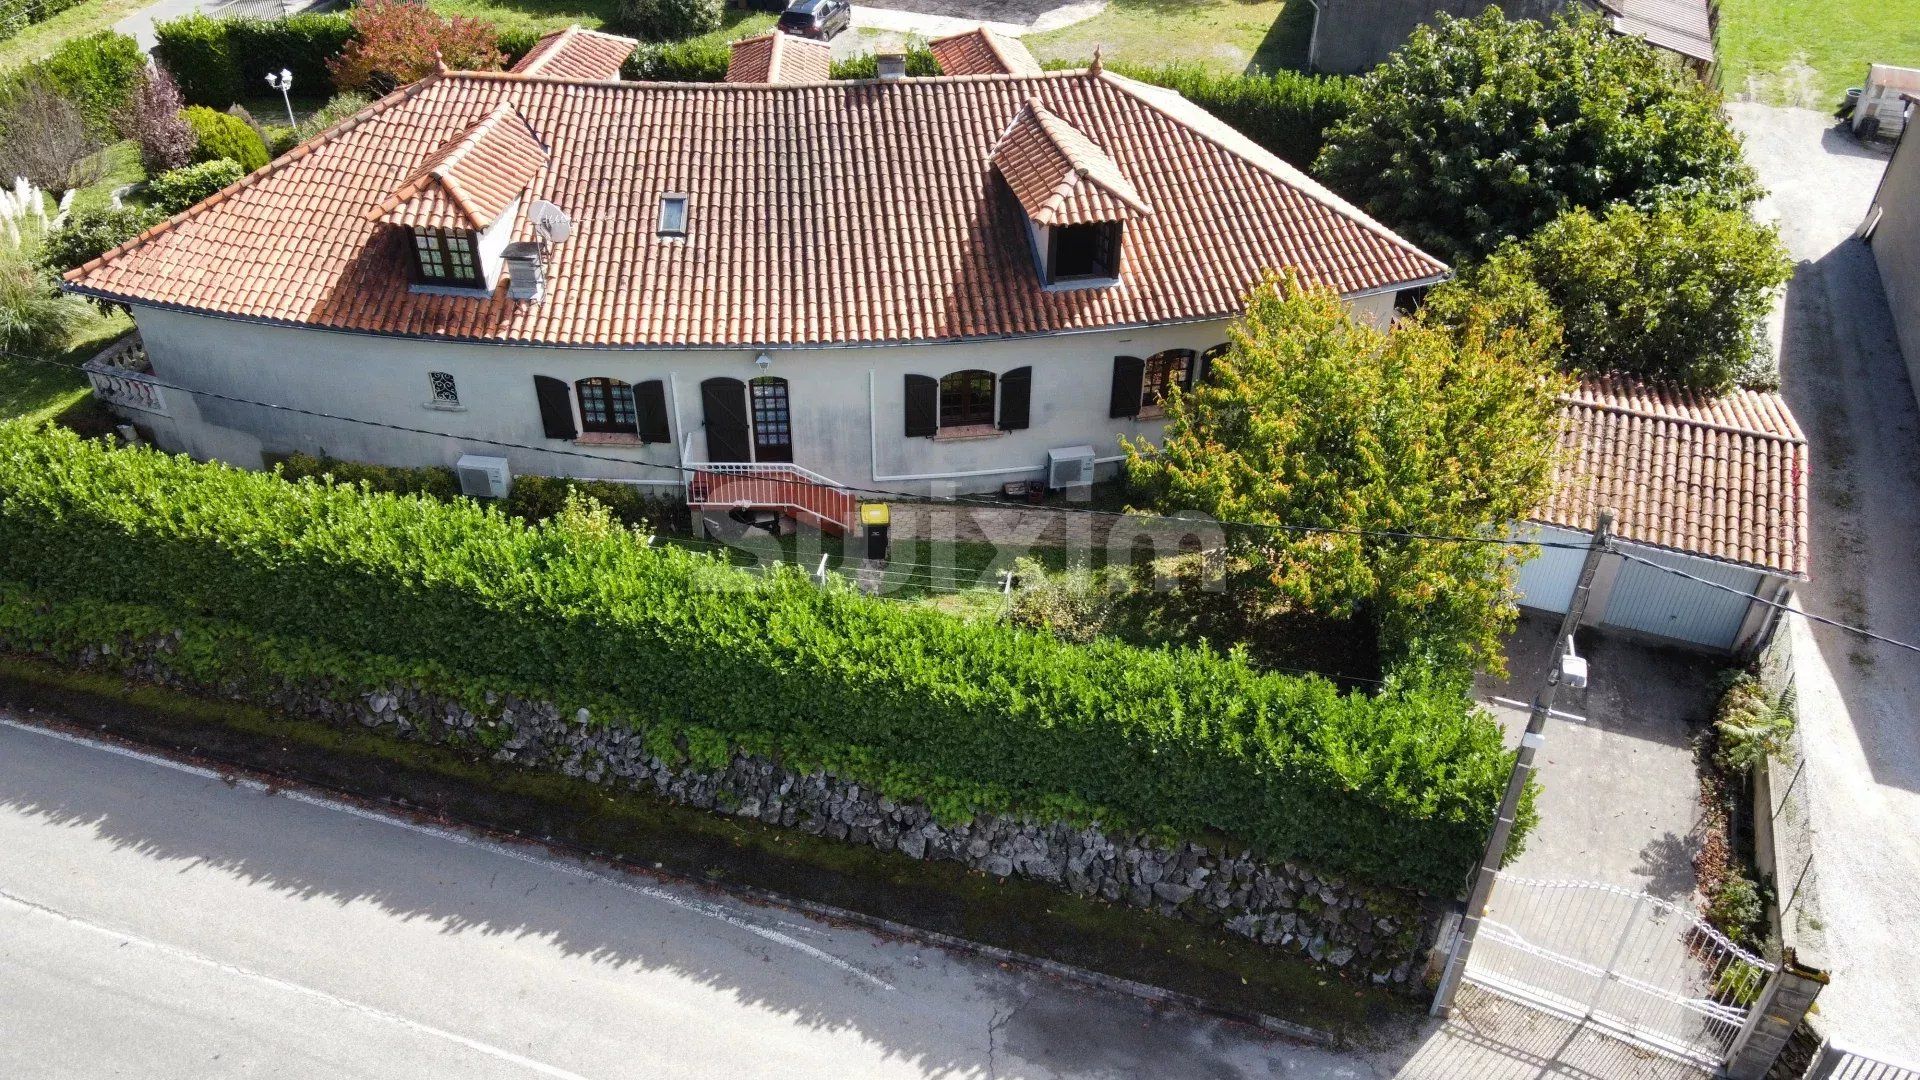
[1541,376,1808,576]
[370,99,548,230]
[726,31,833,84]
[991,99,1150,226]
[508,25,636,80]
[929,28,1041,76]
[64,68,1447,349]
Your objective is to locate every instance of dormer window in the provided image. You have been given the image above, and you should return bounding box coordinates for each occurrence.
[412,229,482,287]
[1047,222,1121,284]
[658,195,688,236]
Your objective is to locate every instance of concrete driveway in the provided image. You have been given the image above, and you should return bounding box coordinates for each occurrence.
[1475,615,1719,897]
[1728,101,1920,1064]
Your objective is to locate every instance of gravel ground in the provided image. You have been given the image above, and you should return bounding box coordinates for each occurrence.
[1728,101,1920,1064]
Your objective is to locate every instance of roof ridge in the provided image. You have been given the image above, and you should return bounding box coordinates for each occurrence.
[62,72,448,285]
[1095,70,1448,278]
[444,67,1093,89]
[515,24,580,76]
[1019,97,1150,215]
[1557,394,1808,445]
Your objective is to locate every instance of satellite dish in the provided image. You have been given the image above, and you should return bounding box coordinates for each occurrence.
[530,200,572,244]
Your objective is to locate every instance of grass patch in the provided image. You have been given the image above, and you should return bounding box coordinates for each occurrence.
[0,0,151,71]
[0,651,1423,1041]
[1717,0,1920,107]
[67,139,145,214]
[1025,0,1311,75]
[0,307,131,425]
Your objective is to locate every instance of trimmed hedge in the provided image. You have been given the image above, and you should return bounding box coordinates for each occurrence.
[4,31,145,138]
[183,104,270,171]
[270,453,688,531]
[623,41,940,82]
[155,12,356,107]
[146,158,247,214]
[1106,62,1357,168]
[0,425,1520,895]
[616,0,722,43]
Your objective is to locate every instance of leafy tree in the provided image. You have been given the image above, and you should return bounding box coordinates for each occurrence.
[38,204,160,275]
[1315,9,1761,263]
[1125,273,1566,677]
[0,249,88,356]
[181,104,269,172]
[117,65,196,175]
[616,0,722,43]
[328,0,504,94]
[1483,198,1792,391]
[146,158,246,214]
[0,81,103,193]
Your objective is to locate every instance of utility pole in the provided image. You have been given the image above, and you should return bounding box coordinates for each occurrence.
[1430,509,1614,1017]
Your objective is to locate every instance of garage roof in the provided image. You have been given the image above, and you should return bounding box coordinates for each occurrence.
[1542,377,1808,577]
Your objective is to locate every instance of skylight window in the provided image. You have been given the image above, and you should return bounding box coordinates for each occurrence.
[658,194,688,237]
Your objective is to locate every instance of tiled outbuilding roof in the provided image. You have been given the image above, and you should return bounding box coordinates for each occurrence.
[1541,377,1808,576]
[371,100,548,230]
[991,99,1150,226]
[726,31,832,84]
[64,67,1446,348]
[508,25,637,80]
[929,28,1041,76]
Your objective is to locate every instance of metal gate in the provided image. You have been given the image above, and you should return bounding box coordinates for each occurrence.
[1462,874,1775,1069]
[1602,545,1764,651]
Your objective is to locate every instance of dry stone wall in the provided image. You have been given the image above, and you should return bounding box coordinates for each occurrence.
[59,633,1441,989]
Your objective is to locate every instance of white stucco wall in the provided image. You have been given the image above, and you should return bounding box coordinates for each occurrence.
[128,288,1401,497]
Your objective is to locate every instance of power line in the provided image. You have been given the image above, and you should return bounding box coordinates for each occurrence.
[9,346,1593,552]
[1611,550,1920,655]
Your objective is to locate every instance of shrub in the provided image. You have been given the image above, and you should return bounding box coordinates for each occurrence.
[37,204,160,274]
[279,89,373,153]
[23,31,144,138]
[1483,198,1793,392]
[182,105,270,172]
[118,66,196,175]
[1106,62,1357,168]
[1705,871,1766,946]
[496,26,542,66]
[615,0,722,42]
[146,159,247,214]
[828,45,940,80]
[329,0,504,94]
[1712,672,1795,775]
[623,36,732,81]
[503,474,685,531]
[274,453,464,500]
[155,12,356,107]
[0,80,103,193]
[1316,9,1761,262]
[0,424,1522,896]
[0,250,88,356]
[1003,557,1129,645]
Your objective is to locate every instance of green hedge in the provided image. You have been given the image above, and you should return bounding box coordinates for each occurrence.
[146,158,246,214]
[270,452,688,530]
[622,40,939,82]
[0,425,1519,895]
[155,12,356,107]
[2,31,146,138]
[1106,62,1357,168]
[183,104,270,171]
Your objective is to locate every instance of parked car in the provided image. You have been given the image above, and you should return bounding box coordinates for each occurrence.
[778,0,851,40]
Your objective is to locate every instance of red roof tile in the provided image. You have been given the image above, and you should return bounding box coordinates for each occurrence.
[992,98,1150,225]
[1542,376,1808,576]
[726,31,833,84]
[508,25,637,80]
[65,68,1447,349]
[371,99,548,230]
[929,28,1042,76]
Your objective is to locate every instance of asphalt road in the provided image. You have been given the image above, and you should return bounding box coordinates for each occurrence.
[1729,102,1920,1064]
[0,716,1376,1080]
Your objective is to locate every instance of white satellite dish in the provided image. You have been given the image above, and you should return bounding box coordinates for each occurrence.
[530,200,572,244]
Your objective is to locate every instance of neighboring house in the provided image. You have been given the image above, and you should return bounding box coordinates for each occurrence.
[1516,377,1808,654]
[1863,115,1920,403]
[1305,0,1716,76]
[64,31,1447,530]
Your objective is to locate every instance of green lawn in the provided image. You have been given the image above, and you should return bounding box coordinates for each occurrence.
[1026,0,1311,74]
[0,0,150,71]
[1717,0,1920,108]
[0,307,133,424]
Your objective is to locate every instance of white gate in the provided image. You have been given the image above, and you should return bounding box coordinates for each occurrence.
[1462,874,1774,1069]
[1602,545,1764,651]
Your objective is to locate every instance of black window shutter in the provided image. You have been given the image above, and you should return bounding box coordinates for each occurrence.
[1109,355,1144,418]
[700,378,752,463]
[904,374,938,437]
[635,379,671,444]
[1197,344,1229,385]
[998,366,1032,430]
[534,375,577,439]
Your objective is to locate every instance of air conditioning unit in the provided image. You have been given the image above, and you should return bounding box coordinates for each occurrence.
[1046,445,1096,491]
[455,454,511,499]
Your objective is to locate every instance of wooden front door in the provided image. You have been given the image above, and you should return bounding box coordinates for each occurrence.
[701,377,751,463]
